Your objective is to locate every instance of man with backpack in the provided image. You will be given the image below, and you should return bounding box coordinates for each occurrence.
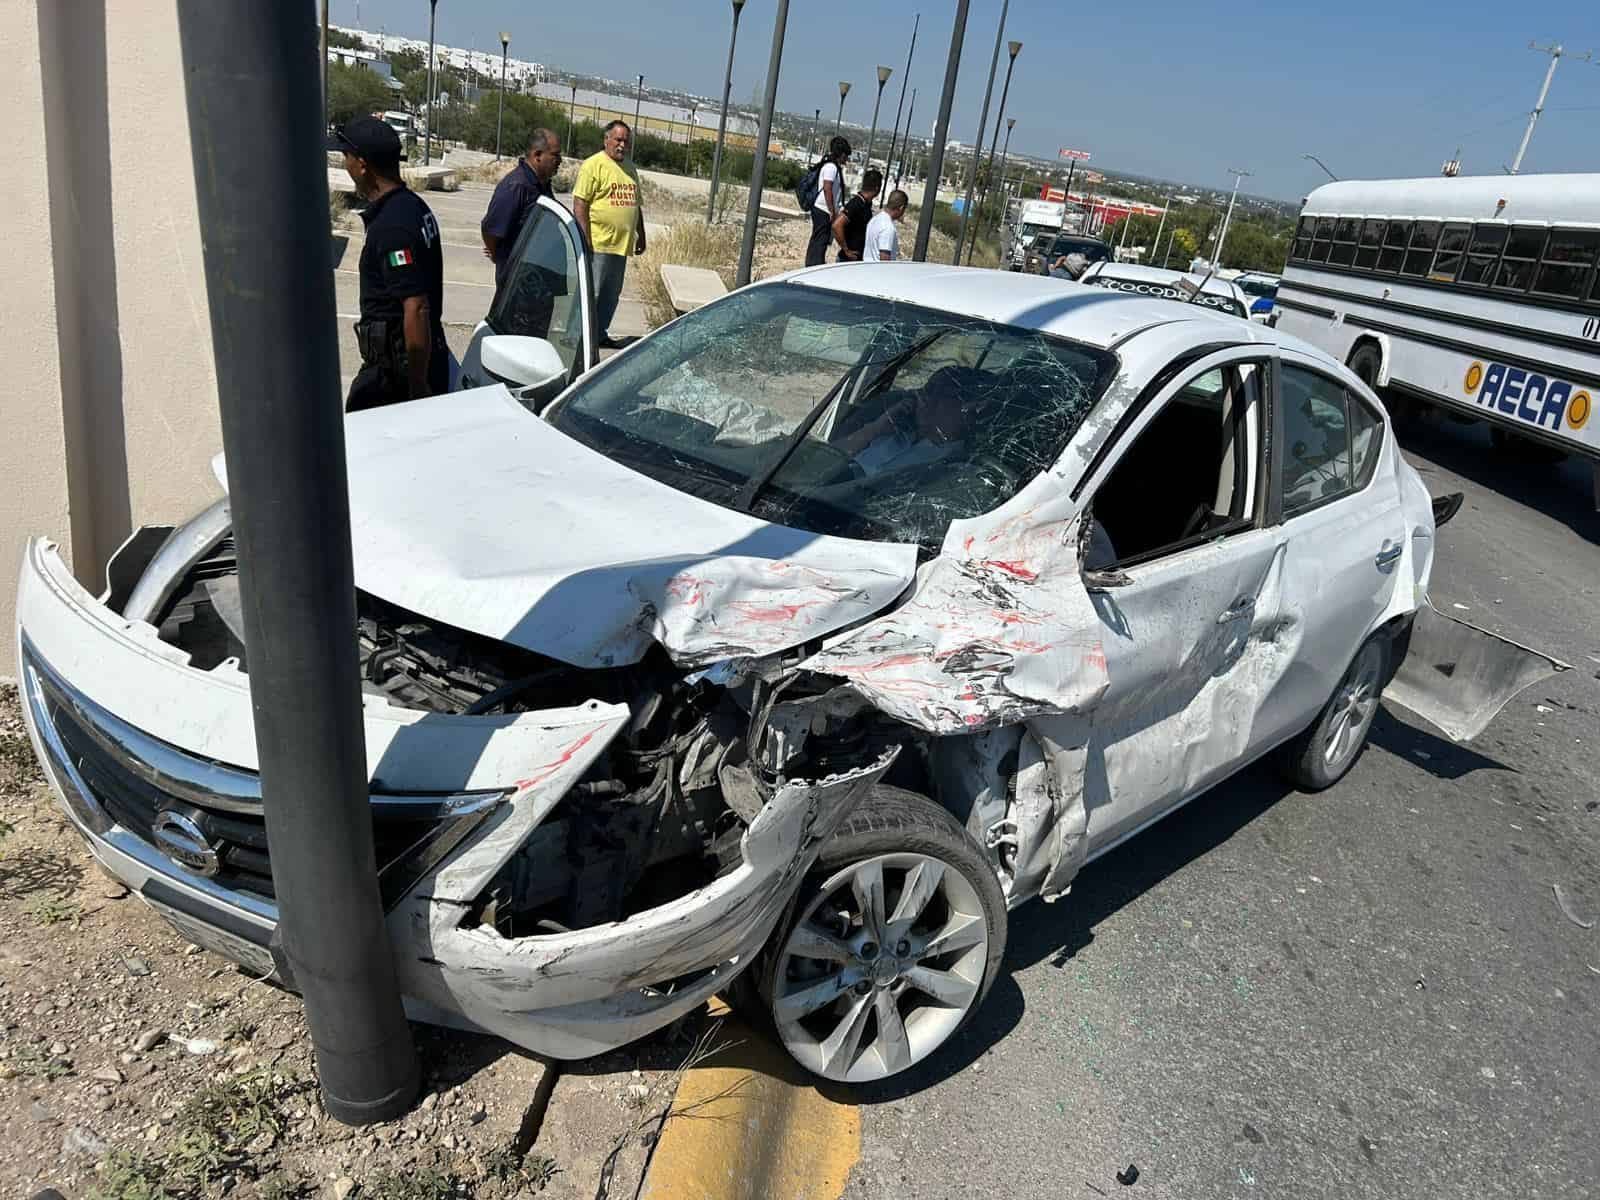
[800,137,851,267]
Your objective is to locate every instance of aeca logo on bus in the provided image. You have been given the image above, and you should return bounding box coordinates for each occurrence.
[1463,360,1591,435]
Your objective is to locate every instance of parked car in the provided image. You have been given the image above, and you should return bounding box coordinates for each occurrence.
[1078,260,1251,319]
[1021,232,1112,277]
[1232,270,1281,322]
[17,198,1559,1086]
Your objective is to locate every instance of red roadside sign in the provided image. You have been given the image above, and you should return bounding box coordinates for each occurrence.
[1058,148,1091,161]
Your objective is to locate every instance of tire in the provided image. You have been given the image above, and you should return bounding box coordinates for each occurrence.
[740,784,1008,1084]
[1347,341,1382,391]
[1274,634,1390,791]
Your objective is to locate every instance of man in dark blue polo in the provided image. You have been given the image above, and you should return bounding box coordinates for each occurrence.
[481,128,561,301]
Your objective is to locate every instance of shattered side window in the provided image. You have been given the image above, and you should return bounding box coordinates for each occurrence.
[549,283,1118,547]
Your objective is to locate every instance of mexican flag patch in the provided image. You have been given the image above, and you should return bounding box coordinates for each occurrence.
[387,249,414,267]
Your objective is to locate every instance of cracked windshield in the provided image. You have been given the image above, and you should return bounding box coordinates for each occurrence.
[548,283,1117,547]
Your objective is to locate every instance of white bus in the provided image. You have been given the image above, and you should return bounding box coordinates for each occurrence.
[1274,175,1600,505]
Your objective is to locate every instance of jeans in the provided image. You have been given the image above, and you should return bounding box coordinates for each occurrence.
[806,209,834,267]
[593,251,628,339]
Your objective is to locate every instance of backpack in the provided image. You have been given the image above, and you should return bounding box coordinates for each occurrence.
[795,160,827,211]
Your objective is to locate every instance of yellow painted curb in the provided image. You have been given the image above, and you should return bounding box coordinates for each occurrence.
[641,1007,860,1200]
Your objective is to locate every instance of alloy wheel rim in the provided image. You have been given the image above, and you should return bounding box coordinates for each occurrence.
[1322,643,1384,770]
[771,852,988,1083]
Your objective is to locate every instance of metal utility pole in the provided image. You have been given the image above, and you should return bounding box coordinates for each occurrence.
[834,80,851,137]
[966,38,1019,265]
[1511,42,1589,174]
[737,0,790,287]
[495,31,510,160]
[809,108,821,156]
[867,65,893,169]
[1145,192,1172,265]
[953,0,1008,263]
[567,81,577,154]
[895,88,917,187]
[883,13,919,193]
[987,115,1015,259]
[1057,157,1077,232]
[175,0,419,1126]
[1302,153,1338,182]
[685,102,698,173]
[633,74,644,152]
[706,0,747,223]
[914,0,971,261]
[320,0,329,129]
[1214,167,1250,268]
[424,0,439,164]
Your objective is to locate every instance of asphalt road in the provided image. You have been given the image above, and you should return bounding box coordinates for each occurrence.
[845,419,1600,1200]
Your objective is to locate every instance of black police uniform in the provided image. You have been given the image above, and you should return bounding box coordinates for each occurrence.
[347,184,449,412]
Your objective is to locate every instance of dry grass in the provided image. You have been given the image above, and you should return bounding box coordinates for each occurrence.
[635,221,742,328]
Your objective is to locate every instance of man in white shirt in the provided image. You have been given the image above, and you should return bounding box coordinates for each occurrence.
[861,189,908,262]
[807,136,852,267]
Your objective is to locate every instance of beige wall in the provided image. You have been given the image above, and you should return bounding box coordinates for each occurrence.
[2,0,222,676]
[3,0,70,673]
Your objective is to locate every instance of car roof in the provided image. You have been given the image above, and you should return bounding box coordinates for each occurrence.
[1084,261,1245,296]
[777,262,1291,350]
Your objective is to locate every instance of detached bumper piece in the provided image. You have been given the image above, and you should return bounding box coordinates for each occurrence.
[23,642,504,911]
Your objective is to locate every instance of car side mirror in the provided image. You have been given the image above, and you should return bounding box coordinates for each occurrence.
[480,335,567,391]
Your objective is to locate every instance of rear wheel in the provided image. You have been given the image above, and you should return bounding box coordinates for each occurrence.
[748,785,1007,1084]
[1275,635,1389,791]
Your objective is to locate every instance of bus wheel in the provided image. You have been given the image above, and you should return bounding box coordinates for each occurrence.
[1347,342,1407,420]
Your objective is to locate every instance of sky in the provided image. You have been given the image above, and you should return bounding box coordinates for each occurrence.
[330,0,1600,201]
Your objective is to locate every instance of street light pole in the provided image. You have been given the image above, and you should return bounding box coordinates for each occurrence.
[738,0,790,287]
[867,65,893,170]
[1301,153,1338,181]
[685,102,697,174]
[809,108,821,156]
[953,0,1008,264]
[896,88,916,188]
[913,0,971,261]
[835,80,851,138]
[567,80,577,155]
[424,0,438,164]
[706,0,746,224]
[633,74,643,154]
[1510,42,1589,173]
[989,115,1015,261]
[883,13,918,194]
[1145,192,1172,265]
[1215,167,1250,268]
[495,32,509,160]
[966,38,1019,265]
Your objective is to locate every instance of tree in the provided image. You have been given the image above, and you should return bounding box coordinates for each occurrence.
[327,28,364,51]
[327,60,394,127]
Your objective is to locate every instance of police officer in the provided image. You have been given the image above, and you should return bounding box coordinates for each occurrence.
[328,117,448,410]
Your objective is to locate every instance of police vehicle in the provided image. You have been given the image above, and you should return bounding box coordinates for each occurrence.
[1232,271,1280,322]
[1274,174,1600,506]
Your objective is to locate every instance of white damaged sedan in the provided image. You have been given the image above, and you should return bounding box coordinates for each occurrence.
[16,220,1562,1083]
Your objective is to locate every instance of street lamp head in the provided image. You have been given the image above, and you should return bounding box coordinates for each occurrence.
[732,0,745,9]
[1008,40,1022,59]
[878,65,894,85]
[1006,116,1016,130]
[499,31,510,48]
[840,81,852,98]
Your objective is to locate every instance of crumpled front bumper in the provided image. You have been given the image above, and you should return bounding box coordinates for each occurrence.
[16,537,890,1058]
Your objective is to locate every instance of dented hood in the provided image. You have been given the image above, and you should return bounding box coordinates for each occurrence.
[325,386,918,668]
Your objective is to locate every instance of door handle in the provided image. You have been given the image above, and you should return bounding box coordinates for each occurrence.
[1217,596,1256,624]
[1375,543,1403,568]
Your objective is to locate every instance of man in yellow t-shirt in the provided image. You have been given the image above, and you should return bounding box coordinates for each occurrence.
[574,120,647,348]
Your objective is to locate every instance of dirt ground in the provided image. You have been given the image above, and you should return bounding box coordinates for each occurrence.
[0,684,701,1200]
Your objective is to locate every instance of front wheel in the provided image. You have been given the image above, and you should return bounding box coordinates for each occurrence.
[752,785,1007,1084]
[1275,634,1389,791]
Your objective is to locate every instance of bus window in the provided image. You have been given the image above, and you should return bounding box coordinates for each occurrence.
[1378,220,1412,273]
[1459,224,1507,287]
[1329,217,1360,266]
[1401,221,1440,277]
[1292,217,1314,260]
[1531,229,1600,300]
[1355,219,1385,269]
[1309,216,1336,263]
[1493,226,1547,292]
[1429,223,1471,282]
